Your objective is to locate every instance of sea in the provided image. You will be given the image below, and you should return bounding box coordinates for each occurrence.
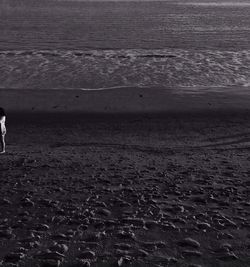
[0,0,250,91]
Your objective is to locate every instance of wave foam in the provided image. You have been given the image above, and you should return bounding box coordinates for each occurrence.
[0,48,250,90]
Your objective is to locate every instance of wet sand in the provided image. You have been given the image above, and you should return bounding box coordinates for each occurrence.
[1,87,250,113]
[1,108,250,267]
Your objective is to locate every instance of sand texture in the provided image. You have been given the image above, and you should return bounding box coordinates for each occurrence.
[0,112,250,267]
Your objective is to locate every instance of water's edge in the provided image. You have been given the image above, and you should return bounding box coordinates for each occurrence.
[1,87,250,113]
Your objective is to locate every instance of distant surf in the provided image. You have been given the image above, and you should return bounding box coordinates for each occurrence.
[183,2,250,7]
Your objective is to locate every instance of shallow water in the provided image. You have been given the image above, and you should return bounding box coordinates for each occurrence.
[1,49,250,89]
[0,0,250,90]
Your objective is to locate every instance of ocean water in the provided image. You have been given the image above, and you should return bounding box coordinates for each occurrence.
[0,0,250,90]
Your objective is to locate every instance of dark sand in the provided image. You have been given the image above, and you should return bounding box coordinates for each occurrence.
[1,110,250,267]
[1,88,250,266]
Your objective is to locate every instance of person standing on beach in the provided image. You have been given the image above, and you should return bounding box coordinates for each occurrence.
[0,107,6,154]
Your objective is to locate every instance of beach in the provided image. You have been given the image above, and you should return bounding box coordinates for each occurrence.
[1,89,250,267]
[1,0,250,266]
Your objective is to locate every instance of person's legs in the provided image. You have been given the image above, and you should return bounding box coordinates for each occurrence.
[0,134,5,153]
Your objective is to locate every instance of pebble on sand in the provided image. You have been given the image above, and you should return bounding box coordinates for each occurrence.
[178,238,201,249]
[77,250,96,260]
[4,252,25,263]
[182,250,202,258]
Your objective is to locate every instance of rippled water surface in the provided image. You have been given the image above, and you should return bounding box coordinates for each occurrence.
[183,2,250,7]
[0,0,250,90]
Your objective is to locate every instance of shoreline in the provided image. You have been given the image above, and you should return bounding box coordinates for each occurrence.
[1,87,250,114]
